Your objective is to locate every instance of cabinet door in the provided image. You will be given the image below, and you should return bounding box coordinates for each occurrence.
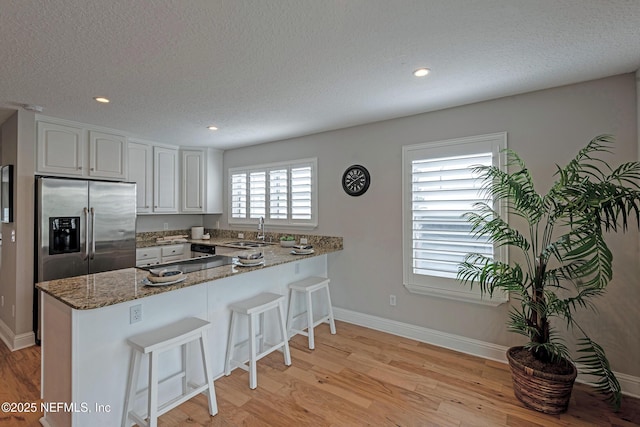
[128,142,153,213]
[89,131,127,179]
[205,148,223,213]
[181,150,204,213]
[36,122,85,176]
[153,146,179,213]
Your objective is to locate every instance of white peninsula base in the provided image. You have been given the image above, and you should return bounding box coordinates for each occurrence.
[39,256,327,427]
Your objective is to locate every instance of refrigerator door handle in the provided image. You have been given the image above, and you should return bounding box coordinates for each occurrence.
[83,207,89,260]
[90,207,96,260]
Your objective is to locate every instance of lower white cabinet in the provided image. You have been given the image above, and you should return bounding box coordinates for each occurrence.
[160,244,188,263]
[136,244,190,267]
[135,247,161,267]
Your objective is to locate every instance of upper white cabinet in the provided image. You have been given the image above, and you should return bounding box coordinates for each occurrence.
[127,140,153,213]
[88,131,127,179]
[153,146,179,213]
[36,121,85,176]
[180,148,223,213]
[36,120,127,180]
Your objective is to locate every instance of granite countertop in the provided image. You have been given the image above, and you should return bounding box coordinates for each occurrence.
[36,243,341,310]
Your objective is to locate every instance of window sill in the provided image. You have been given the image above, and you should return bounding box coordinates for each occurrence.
[403,282,508,307]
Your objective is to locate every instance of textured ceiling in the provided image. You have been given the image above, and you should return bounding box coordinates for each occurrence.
[1,1,639,150]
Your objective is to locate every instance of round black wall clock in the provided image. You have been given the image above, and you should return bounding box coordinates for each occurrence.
[342,164,370,196]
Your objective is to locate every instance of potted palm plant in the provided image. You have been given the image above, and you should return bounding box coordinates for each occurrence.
[457,135,640,414]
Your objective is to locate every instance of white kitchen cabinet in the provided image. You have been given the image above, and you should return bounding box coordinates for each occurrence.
[160,243,189,263]
[36,121,85,176]
[88,131,127,179]
[153,146,179,213]
[135,247,161,267]
[180,147,223,213]
[127,141,153,213]
[36,119,127,180]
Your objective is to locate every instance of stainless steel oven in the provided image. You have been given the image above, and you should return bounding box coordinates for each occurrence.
[190,243,216,258]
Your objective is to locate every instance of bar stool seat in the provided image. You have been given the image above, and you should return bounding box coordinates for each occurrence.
[224,292,291,389]
[122,317,217,427]
[286,276,336,350]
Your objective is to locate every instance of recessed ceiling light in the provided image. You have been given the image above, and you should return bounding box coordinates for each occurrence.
[413,68,431,77]
[207,126,218,131]
[93,97,110,103]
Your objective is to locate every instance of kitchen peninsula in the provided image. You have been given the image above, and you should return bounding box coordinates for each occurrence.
[36,238,342,427]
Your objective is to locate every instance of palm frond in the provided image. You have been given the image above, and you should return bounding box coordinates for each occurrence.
[576,337,622,411]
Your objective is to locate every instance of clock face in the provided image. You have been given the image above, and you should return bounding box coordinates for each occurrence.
[342,165,370,196]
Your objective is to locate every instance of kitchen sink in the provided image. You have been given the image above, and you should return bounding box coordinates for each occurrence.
[225,241,272,248]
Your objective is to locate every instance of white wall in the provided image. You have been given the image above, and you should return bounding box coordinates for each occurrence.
[0,109,36,349]
[222,74,639,378]
[136,214,204,233]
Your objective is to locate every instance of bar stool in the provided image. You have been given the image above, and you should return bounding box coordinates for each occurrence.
[224,292,291,389]
[286,276,336,350]
[122,317,217,427]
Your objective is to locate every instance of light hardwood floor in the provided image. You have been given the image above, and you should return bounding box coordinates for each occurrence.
[1,321,639,426]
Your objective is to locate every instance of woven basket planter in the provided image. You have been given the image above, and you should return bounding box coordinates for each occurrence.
[507,346,578,414]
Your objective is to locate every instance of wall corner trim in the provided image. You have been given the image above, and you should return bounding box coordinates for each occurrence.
[0,318,35,351]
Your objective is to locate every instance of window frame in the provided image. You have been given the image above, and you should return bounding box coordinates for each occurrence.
[402,132,508,306]
[228,157,318,229]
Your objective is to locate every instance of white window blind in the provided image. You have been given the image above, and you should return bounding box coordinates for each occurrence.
[402,133,508,306]
[411,152,493,279]
[291,166,312,220]
[269,169,288,219]
[229,158,317,227]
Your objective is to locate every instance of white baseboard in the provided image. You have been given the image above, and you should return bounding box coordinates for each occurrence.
[0,317,36,351]
[333,307,640,399]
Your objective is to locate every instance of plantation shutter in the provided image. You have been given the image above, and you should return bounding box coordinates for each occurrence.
[269,169,288,219]
[228,158,317,226]
[291,165,312,220]
[230,172,247,219]
[411,152,493,279]
[249,171,266,218]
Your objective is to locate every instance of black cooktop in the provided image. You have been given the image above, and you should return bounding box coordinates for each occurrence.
[139,255,234,274]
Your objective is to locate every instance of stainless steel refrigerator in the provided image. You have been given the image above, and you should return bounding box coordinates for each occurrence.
[36,176,137,281]
[35,176,136,340]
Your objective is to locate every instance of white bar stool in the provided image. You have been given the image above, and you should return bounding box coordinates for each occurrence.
[286,276,336,350]
[122,317,217,427]
[224,292,291,389]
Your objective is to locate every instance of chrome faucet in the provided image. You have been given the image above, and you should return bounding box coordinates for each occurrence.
[257,216,265,241]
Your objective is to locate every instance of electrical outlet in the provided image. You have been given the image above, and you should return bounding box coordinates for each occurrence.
[300,238,308,245]
[163,223,169,230]
[130,304,142,324]
[294,262,300,274]
[216,220,220,228]
[238,233,244,239]
[389,295,396,306]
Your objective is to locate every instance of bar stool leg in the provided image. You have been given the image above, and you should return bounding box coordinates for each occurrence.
[325,285,337,335]
[286,289,296,339]
[306,290,315,349]
[122,349,141,427]
[148,351,160,427]
[225,312,238,376]
[278,300,292,366]
[249,313,258,389]
[199,332,218,415]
